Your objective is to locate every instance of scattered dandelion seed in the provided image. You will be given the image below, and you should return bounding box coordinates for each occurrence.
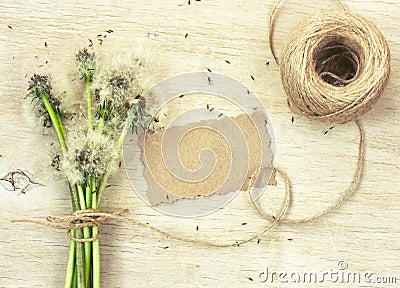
[51,154,61,171]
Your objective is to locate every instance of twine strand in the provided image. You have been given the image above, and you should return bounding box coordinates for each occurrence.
[11,166,290,247]
[268,0,349,66]
[255,120,363,224]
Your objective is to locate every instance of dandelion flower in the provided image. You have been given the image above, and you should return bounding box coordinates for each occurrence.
[62,130,118,184]
[92,52,153,128]
[76,48,96,82]
[26,74,65,128]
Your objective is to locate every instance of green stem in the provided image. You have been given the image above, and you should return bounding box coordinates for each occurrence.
[78,184,92,288]
[65,184,84,288]
[96,117,105,134]
[117,117,131,151]
[96,170,111,208]
[86,78,93,131]
[64,236,76,288]
[96,117,130,207]
[40,93,88,287]
[85,183,92,211]
[77,185,87,210]
[56,113,67,141]
[41,95,86,288]
[75,229,86,288]
[92,183,100,288]
[72,263,77,288]
[41,93,67,156]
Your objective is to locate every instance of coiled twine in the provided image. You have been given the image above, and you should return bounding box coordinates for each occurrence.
[280,11,390,123]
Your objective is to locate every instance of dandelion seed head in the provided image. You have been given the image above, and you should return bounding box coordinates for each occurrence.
[76,48,96,82]
[28,74,52,97]
[62,130,119,184]
[26,74,66,128]
[92,51,153,128]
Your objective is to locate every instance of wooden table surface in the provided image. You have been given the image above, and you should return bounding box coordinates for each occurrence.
[0,0,399,287]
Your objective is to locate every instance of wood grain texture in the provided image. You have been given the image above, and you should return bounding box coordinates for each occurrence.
[0,0,399,287]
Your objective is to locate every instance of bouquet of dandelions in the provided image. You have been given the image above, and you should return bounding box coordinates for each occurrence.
[26,48,153,288]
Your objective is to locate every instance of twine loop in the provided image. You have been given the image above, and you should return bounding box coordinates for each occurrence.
[278,11,390,123]
[14,208,130,243]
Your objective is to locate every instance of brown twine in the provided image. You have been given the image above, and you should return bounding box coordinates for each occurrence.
[259,120,363,224]
[11,166,291,247]
[263,1,378,223]
[269,0,391,123]
[12,209,129,242]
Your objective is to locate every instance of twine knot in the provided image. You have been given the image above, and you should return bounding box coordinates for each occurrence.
[13,208,130,242]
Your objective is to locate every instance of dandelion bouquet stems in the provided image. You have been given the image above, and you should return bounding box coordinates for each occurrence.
[27,48,152,288]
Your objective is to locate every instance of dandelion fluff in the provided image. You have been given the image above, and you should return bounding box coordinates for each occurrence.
[49,60,85,119]
[62,130,119,184]
[92,50,155,134]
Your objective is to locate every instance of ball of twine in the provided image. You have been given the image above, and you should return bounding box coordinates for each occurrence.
[280,11,390,123]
